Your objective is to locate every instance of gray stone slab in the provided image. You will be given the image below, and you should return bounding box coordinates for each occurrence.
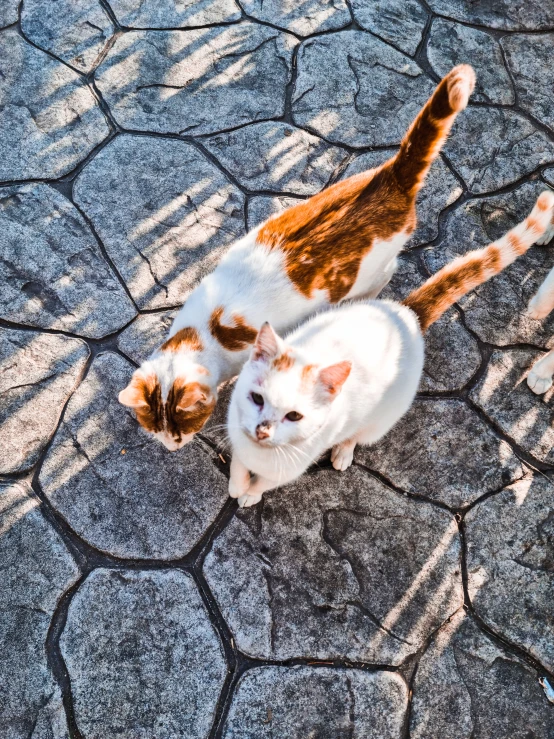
[223,666,408,739]
[341,151,462,247]
[74,135,245,310]
[502,33,554,129]
[357,398,523,508]
[117,310,178,365]
[444,108,554,194]
[0,0,18,27]
[60,569,226,739]
[426,0,554,30]
[0,29,110,181]
[428,19,514,105]
[0,481,80,739]
[40,352,229,559]
[470,349,554,464]
[21,0,114,72]
[292,31,434,147]
[381,255,481,393]
[110,0,241,28]
[240,0,351,36]
[204,466,463,664]
[0,183,136,337]
[424,181,554,347]
[411,609,554,739]
[543,167,554,188]
[350,0,428,56]
[466,475,554,673]
[247,195,304,230]
[0,328,89,475]
[95,24,296,134]
[204,122,347,195]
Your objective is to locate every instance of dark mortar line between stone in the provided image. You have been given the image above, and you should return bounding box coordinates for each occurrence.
[417,5,554,38]
[282,37,300,126]
[98,0,121,32]
[466,99,554,141]
[46,574,87,739]
[414,3,434,69]
[86,77,121,132]
[352,461,456,515]
[456,515,554,681]
[112,17,246,34]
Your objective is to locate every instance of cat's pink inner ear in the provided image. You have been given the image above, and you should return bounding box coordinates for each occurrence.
[252,322,281,362]
[318,361,352,396]
[175,381,207,411]
[118,376,150,408]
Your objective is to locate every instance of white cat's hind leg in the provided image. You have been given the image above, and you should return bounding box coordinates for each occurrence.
[331,438,357,472]
[528,264,554,319]
[527,349,554,395]
[229,455,251,499]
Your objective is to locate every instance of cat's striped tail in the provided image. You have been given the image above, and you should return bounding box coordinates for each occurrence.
[403,191,554,332]
[391,65,475,195]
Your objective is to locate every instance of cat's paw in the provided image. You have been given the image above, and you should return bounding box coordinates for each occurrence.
[237,493,263,508]
[229,478,247,499]
[331,443,354,472]
[527,368,554,395]
[535,221,554,246]
[528,295,554,320]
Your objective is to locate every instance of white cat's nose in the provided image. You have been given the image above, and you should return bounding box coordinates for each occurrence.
[256,422,272,441]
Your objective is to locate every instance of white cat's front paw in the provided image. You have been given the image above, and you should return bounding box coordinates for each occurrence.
[229,478,247,499]
[527,368,554,395]
[528,296,554,320]
[237,493,263,508]
[331,443,354,472]
[535,222,554,245]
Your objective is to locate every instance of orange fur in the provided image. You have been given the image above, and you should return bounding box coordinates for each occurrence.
[161,327,203,352]
[209,307,258,351]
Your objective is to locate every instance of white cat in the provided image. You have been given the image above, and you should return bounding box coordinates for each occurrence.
[527,260,554,394]
[228,192,554,507]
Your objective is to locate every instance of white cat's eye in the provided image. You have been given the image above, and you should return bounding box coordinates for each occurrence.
[285,411,303,422]
[251,392,264,407]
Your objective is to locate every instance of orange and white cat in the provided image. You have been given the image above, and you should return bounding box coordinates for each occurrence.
[228,193,554,507]
[527,260,554,394]
[119,65,476,449]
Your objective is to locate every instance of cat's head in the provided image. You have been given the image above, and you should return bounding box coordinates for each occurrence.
[118,328,216,450]
[234,322,351,448]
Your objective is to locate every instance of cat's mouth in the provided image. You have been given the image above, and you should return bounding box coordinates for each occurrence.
[242,427,274,447]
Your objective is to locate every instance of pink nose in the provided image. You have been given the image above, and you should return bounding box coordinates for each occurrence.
[256,423,271,440]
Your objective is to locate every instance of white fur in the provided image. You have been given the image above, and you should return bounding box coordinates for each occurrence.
[228,301,424,506]
[527,263,554,395]
[140,226,411,449]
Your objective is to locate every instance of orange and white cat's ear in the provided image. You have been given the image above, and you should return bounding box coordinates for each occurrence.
[318,361,352,397]
[175,381,210,411]
[252,322,282,362]
[118,372,151,408]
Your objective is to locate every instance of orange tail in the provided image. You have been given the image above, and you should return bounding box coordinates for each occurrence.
[403,191,554,332]
[391,65,475,194]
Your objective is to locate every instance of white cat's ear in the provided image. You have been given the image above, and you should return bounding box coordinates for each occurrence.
[118,372,151,408]
[252,322,281,362]
[318,361,352,397]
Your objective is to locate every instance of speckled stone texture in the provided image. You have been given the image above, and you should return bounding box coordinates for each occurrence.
[223,667,408,738]
[117,310,178,365]
[428,19,514,105]
[95,24,296,135]
[21,0,114,72]
[0,328,89,474]
[350,0,427,56]
[74,135,245,310]
[109,0,241,28]
[424,181,554,346]
[0,481,80,739]
[466,475,554,673]
[0,29,110,181]
[502,33,554,129]
[60,569,226,739]
[0,183,136,337]
[247,195,303,230]
[357,399,523,508]
[292,31,434,147]
[240,0,351,36]
[204,466,463,664]
[40,352,229,559]
[411,610,554,739]
[204,122,347,195]
[425,0,554,30]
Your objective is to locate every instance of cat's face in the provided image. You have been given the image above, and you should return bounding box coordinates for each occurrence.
[234,323,351,449]
[118,355,216,450]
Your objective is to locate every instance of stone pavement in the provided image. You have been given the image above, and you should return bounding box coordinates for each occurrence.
[1,1,554,737]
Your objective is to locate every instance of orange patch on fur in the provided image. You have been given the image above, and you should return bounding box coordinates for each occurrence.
[161,327,203,352]
[132,375,164,433]
[209,307,257,352]
[257,67,472,304]
[272,352,294,371]
[507,232,524,255]
[166,379,215,438]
